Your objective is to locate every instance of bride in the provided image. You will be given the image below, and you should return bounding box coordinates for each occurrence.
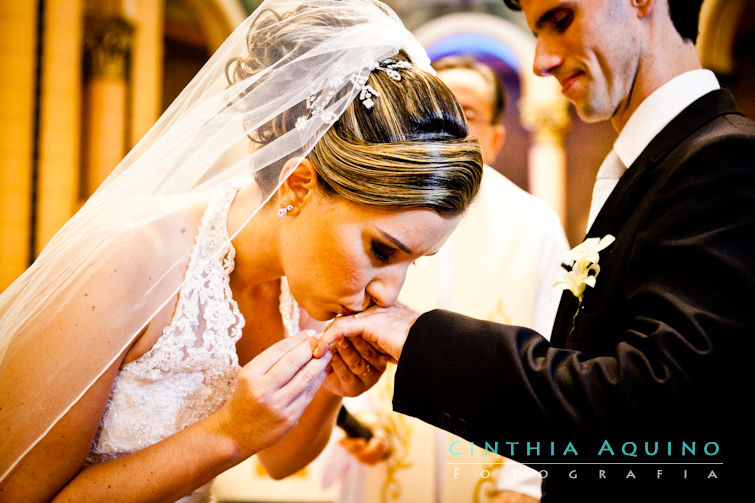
[0,1,482,501]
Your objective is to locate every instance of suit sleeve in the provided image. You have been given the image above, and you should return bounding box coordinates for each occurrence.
[393,128,755,458]
[393,310,571,443]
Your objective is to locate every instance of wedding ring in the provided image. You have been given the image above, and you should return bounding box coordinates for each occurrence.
[353,313,359,319]
[362,366,371,376]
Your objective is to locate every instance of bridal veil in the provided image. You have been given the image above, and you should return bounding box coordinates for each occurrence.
[0,0,432,481]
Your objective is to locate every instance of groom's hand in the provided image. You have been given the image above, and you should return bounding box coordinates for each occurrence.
[313,303,422,361]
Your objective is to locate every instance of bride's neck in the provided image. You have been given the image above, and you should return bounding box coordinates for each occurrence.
[227,185,283,290]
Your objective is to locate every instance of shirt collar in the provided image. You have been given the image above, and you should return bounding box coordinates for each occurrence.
[613,69,720,168]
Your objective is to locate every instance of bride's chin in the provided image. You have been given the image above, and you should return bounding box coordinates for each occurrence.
[303,305,337,322]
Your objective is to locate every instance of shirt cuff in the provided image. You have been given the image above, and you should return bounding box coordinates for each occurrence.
[495,459,542,499]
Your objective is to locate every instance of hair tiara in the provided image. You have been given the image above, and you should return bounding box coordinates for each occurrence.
[358,58,413,109]
[294,57,412,129]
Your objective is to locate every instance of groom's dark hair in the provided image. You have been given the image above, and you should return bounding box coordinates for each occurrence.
[501,0,704,43]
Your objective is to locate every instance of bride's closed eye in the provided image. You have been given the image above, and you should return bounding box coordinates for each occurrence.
[370,240,396,264]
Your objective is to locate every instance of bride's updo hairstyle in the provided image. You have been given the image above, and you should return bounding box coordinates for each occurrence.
[226,4,483,217]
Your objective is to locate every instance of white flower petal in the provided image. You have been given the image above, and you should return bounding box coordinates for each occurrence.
[557,234,615,301]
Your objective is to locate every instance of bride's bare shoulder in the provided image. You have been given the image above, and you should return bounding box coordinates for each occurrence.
[98,195,210,362]
[108,194,208,271]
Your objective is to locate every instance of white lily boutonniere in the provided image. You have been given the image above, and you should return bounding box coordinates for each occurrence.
[555,234,616,303]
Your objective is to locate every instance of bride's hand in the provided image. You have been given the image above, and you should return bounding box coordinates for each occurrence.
[321,334,390,397]
[215,331,332,456]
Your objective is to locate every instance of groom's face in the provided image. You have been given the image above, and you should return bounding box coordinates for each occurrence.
[521,0,641,123]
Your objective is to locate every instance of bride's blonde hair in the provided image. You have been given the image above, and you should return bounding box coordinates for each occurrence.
[227,5,482,217]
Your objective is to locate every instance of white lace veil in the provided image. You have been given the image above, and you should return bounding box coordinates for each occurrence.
[0,0,433,482]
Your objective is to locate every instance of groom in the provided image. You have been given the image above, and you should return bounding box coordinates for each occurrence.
[317,0,755,501]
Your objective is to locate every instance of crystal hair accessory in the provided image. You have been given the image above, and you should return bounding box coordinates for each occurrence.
[299,58,414,125]
[295,58,415,130]
[372,58,413,79]
[358,84,380,110]
[358,58,413,109]
[277,204,294,218]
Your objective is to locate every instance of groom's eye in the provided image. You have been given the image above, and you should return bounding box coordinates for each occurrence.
[552,9,573,32]
[370,241,395,263]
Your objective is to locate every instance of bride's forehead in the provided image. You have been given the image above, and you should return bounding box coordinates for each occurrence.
[326,198,446,223]
[307,191,460,237]
[369,209,461,247]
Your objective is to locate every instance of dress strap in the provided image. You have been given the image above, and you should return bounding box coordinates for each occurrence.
[190,184,240,274]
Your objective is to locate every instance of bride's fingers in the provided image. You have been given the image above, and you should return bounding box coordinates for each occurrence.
[262,335,325,389]
[314,313,370,358]
[273,351,331,410]
[249,331,311,377]
[284,361,329,416]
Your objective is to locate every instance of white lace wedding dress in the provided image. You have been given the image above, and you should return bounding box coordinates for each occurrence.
[86,185,249,502]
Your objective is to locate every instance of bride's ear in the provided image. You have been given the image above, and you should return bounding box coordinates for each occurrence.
[277,158,319,215]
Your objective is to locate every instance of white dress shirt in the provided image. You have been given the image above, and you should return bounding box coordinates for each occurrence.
[586,69,720,231]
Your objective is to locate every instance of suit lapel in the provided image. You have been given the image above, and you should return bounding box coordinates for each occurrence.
[550,90,743,347]
[587,89,740,239]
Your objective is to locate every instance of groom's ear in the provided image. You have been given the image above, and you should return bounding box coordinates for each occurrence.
[277,158,319,215]
[631,0,658,19]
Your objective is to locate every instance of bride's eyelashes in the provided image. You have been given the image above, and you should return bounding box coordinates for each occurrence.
[370,240,396,264]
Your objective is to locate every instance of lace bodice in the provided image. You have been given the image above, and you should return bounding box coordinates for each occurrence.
[87,185,245,501]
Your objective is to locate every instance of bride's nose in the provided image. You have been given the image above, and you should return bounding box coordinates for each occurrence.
[365,264,408,308]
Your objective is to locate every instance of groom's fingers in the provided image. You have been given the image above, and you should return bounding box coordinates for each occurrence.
[313,316,361,358]
[314,317,374,359]
[314,304,417,360]
[314,316,383,359]
[332,338,372,378]
[348,335,389,371]
[328,351,357,384]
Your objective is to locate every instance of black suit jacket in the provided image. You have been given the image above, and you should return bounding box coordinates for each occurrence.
[393,90,754,501]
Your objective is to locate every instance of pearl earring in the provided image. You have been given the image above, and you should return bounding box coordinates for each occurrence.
[277,204,294,218]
